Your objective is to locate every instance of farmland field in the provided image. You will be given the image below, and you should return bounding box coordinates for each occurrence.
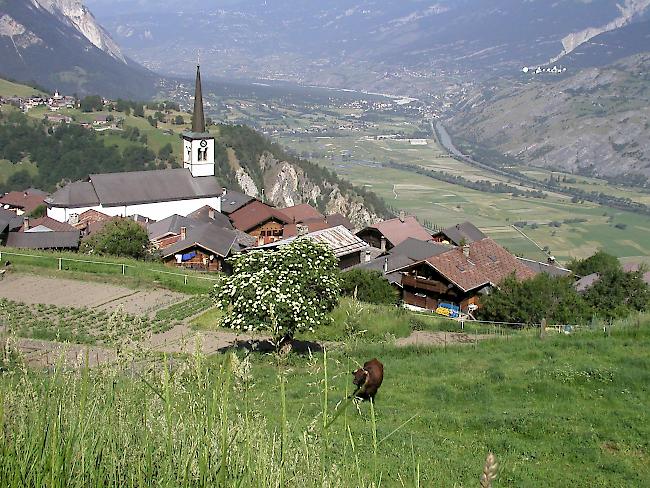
[276,133,650,264]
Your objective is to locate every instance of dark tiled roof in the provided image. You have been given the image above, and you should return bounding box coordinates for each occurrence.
[148,214,197,241]
[90,169,222,207]
[161,223,239,258]
[389,238,451,261]
[220,191,255,215]
[517,257,572,278]
[364,216,432,247]
[229,200,290,232]
[6,231,80,250]
[424,238,537,292]
[434,221,487,246]
[352,254,416,284]
[186,205,233,229]
[281,204,324,223]
[0,209,24,232]
[47,181,99,207]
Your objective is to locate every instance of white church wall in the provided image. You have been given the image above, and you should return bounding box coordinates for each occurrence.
[48,196,222,223]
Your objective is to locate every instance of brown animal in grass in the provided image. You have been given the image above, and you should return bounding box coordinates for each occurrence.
[352,358,384,401]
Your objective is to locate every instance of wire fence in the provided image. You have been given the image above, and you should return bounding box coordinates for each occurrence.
[0,250,220,291]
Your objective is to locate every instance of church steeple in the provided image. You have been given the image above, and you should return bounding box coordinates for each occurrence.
[182,64,215,178]
[192,65,206,133]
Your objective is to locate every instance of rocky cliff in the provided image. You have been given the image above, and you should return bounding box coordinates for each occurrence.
[216,125,386,229]
[33,0,126,62]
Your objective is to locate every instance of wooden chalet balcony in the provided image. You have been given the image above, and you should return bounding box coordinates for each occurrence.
[401,275,448,294]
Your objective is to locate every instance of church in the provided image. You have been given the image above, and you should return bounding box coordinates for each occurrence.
[46,66,223,223]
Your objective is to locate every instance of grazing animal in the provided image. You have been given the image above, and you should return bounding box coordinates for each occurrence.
[352,358,384,401]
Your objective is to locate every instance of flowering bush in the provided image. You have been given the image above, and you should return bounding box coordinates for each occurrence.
[213,239,340,340]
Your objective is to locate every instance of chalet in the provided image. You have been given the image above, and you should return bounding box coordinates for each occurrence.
[0,189,48,216]
[0,209,24,243]
[397,238,536,312]
[432,221,487,246]
[356,214,432,252]
[148,214,203,249]
[71,209,114,237]
[229,200,290,244]
[160,224,247,273]
[46,66,223,223]
[45,114,73,124]
[254,225,369,270]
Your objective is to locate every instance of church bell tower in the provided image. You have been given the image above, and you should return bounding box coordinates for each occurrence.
[182,65,215,177]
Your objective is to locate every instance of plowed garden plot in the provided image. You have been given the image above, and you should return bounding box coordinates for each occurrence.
[0,274,214,346]
[0,274,183,315]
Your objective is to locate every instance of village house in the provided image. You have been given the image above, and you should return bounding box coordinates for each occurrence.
[5,231,80,251]
[254,225,369,270]
[229,200,291,245]
[0,189,48,216]
[19,216,77,233]
[396,238,536,312]
[282,213,354,238]
[219,190,256,216]
[356,213,432,252]
[160,223,248,273]
[45,114,73,124]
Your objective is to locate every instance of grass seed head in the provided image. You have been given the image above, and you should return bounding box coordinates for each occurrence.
[480,452,498,488]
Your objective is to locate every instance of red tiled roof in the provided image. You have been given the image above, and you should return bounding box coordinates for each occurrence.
[325,213,354,230]
[0,191,47,214]
[369,216,432,247]
[20,216,77,233]
[425,238,537,292]
[280,203,324,223]
[75,209,112,227]
[229,200,290,232]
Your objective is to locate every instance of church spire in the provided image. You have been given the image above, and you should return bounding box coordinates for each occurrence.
[192,65,206,133]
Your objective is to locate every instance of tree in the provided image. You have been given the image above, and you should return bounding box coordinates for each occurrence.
[80,219,150,259]
[479,273,589,326]
[174,115,185,125]
[583,268,650,321]
[158,143,173,161]
[80,95,103,112]
[133,104,145,117]
[340,269,398,305]
[568,250,620,277]
[5,170,33,191]
[214,239,340,344]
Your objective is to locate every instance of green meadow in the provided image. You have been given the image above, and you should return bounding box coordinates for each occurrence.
[1,315,648,487]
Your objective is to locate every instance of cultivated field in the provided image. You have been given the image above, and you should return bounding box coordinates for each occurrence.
[277,133,650,263]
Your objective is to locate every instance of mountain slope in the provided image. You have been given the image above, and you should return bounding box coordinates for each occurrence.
[87,0,650,93]
[0,0,157,98]
[447,53,650,179]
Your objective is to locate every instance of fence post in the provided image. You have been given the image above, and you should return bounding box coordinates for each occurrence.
[58,258,62,271]
[122,264,125,276]
[184,275,188,285]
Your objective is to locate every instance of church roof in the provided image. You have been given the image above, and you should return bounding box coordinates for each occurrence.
[48,169,222,208]
[192,65,206,134]
[47,181,99,207]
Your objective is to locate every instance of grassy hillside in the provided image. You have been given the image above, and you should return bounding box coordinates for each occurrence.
[0,78,47,98]
[1,314,648,486]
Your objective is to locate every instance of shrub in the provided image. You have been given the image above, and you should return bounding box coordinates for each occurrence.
[213,239,340,343]
[80,219,150,259]
[339,269,399,305]
[568,250,620,276]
